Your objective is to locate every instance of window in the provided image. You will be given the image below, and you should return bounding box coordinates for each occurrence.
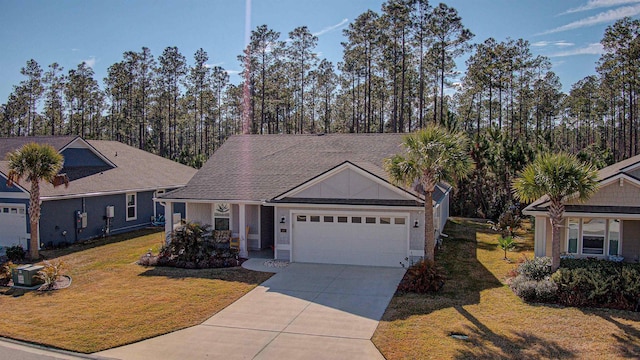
[214,203,230,230]
[394,218,406,225]
[365,217,376,224]
[609,219,620,256]
[582,218,605,255]
[567,218,579,254]
[352,217,362,223]
[324,216,334,223]
[310,216,320,222]
[337,216,348,223]
[126,193,137,221]
[296,215,307,222]
[380,217,391,225]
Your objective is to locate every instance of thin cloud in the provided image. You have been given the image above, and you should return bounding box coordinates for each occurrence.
[549,43,605,57]
[82,56,96,68]
[532,40,575,47]
[313,18,349,37]
[562,0,640,14]
[225,69,241,75]
[540,4,640,34]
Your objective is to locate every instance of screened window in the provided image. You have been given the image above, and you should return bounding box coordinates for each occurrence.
[609,219,620,256]
[126,193,137,221]
[582,218,605,255]
[567,218,579,254]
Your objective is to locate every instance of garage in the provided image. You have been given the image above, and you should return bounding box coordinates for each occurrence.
[291,212,409,267]
[0,203,28,248]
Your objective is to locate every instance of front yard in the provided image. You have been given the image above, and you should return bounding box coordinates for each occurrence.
[0,229,271,353]
[373,218,640,359]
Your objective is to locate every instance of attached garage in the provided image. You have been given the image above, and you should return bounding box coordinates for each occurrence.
[0,203,28,248]
[291,211,409,267]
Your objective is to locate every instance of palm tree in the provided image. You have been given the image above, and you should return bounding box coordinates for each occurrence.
[385,125,473,261]
[512,152,598,271]
[6,143,68,259]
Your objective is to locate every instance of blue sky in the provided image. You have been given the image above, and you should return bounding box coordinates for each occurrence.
[1,0,639,103]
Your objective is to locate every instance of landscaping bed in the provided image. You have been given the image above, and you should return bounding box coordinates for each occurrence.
[373,218,640,359]
[0,229,272,353]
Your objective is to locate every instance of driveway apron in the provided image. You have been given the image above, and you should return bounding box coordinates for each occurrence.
[97,263,406,360]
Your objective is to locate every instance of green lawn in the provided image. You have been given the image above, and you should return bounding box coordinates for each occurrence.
[0,229,272,353]
[373,218,640,359]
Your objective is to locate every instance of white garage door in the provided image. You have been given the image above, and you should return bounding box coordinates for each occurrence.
[0,204,28,248]
[292,212,408,267]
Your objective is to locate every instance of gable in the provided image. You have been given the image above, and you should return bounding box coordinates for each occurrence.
[0,170,29,198]
[281,164,417,202]
[566,178,640,207]
[61,148,110,167]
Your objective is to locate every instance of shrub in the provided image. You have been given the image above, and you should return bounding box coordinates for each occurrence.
[155,222,240,269]
[36,260,66,290]
[0,261,16,286]
[510,275,539,301]
[6,245,26,262]
[518,257,552,281]
[552,259,640,310]
[497,235,515,259]
[397,259,446,293]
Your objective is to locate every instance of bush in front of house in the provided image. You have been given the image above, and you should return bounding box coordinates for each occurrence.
[509,257,557,303]
[141,222,240,269]
[397,259,446,293]
[5,245,26,262]
[551,258,640,310]
[0,261,16,286]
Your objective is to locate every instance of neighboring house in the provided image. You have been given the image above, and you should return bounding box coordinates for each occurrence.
[0,136,196,250]
[159,134,451,268]
[523,154,640,263]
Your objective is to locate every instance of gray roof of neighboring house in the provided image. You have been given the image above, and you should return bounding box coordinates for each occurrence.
[0,137,197,199]
[524,153,640,214]
[0,136,78,159]
[162,133,432,203]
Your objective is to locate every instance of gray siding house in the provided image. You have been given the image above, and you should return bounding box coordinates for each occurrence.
[159,134,451,268]
[523,153,640,262]
[0,136,196,250]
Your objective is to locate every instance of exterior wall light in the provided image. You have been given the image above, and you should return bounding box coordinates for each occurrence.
[280,217,286,224]
[414,220,419,228]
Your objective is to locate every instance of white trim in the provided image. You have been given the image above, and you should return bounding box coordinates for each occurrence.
[157,198,263,205]
[533,212,640,220]
[620,158,640,172]
[0,192,30,199]
[42,184,187,201]
[274,162,421,202]
[0,172,31,194]
[268,202,422,211]
[126,192,137,221]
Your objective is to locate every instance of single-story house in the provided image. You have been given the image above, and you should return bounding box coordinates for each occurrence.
[0,136,196,250]
[158,134,451,268]
[523,153,640,262]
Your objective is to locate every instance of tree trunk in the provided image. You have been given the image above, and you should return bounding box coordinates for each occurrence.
[28,180,41,260]
[549,200,564,271]
[423,180,436,261]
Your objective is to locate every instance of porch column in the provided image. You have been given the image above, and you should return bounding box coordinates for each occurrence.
[164,202,172,243]
[239,203,248,257]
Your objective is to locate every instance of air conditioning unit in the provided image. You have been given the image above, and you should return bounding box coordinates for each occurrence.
[106,206,115,218]
[12,264,44,287]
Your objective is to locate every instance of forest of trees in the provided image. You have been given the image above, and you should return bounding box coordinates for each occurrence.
[2,0,639,219]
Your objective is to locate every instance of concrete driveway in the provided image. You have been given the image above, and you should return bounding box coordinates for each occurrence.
[97,263,406,360]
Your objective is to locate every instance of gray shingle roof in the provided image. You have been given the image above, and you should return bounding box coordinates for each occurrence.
[0,138,197,198]
[162,133,412,202]
[0,136,78,159]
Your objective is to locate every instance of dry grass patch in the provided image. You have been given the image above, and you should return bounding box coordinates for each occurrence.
[373,218,640,359]
[0,229,272,353]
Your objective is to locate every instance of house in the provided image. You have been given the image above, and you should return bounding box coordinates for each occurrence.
[0,136,196,250]
[523,154,640,262]
[158,134,451,268]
